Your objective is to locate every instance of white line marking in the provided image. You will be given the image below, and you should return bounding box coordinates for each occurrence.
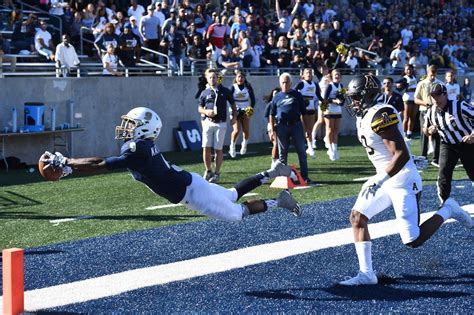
[49,216,95,225]
[145,204,183,210]
[3,205,472,311]
[242,193,259,197]
[353,176,370,182]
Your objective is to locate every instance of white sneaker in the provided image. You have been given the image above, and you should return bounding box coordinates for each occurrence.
[327,149,336,161]
[339,271,378,286]
[229,145,236,158]
[312,140,317,149]
[444,198,473,228]
[334,149,340,160]
[306,146,315,158]
[324,136,329,149]
[240,142,247,155]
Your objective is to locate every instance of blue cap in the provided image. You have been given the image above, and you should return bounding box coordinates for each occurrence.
[124,22,132,29]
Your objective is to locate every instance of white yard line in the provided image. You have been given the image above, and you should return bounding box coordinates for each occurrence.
[145,204,184,210]
[49,216,95,225]
[2,206,472,311]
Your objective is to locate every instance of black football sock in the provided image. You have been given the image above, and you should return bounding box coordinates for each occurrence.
[234,174,265,200]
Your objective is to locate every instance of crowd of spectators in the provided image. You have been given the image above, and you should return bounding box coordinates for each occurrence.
[0,0,473,75]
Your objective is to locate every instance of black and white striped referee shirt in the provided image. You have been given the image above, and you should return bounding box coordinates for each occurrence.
[424,100,474,144]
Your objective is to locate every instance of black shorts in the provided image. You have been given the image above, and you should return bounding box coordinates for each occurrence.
[405,100,415,106]
[304,110,317,115]
[324,114,342,119]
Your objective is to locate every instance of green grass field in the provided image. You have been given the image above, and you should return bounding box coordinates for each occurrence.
[0,136,468,250]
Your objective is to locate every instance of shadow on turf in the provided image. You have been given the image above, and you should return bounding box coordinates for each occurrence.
[0,191,42,211]
[245,274,473,301]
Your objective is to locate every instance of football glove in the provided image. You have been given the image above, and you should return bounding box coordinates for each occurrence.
[43,151,73,178]
[361,172,390,199]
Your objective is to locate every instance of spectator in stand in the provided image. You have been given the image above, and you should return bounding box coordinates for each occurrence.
[186,34,207,62]
[206,15,227,62]
[229,71,256,157]
[329,20,344,47]
[264,87,282,165]
[376,77,404,113]
[295,67,323,158]
[460,78,471,104]
[286,17,302,41]
[128,0,145,24]
[270,72,311,184]
[113,11,126,36]
[198,68,237,183]
[396,64,417,141]
[92,6,110,38]
[343,48,359,74]
[94,23,119,58]
[193,4,207,35]
[12,13,37,53]
[55,34,80,76]
[230,15,247,45]
[400,24,413,48]
[322,69,345,161]
[290,28,307,58]
[35,21,55,61]
[118,23,141,67]
[275,0,299,36]
[152,2,166,28]
[445,69,460,103]
[102,43,122,76]
[218,46,242,71]
[414,64,443,166]
[275,35,291,68]
[261,35,278,68]
[82,3,96,29]
[128,16,141,42]
[140,5,161,62]
[161,24,184,72]
[389,40,407,75]
[238,30,253,68]
[161,8,177,36]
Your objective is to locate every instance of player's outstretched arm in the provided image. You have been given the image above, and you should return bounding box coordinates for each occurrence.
[65,157,108,173]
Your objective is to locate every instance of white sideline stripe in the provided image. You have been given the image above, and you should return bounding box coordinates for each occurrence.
[49,216,95,224]
[3,206,473,311]
[145,204,183,210]
[353,176,371,182]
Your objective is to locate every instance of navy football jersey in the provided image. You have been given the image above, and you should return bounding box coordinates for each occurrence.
[105,139,192,204]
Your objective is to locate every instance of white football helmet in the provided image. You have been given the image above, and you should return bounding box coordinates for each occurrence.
[115,107,162,141]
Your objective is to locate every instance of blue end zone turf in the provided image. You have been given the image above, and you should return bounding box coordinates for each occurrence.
[3,181,473,312]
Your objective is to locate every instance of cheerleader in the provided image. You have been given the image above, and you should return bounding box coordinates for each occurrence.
[229,71,256,157]
[294,67,323,157]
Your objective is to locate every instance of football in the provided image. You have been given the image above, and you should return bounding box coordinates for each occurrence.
[38,153,63,181]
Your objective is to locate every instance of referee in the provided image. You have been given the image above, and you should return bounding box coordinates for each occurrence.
[423,83,474,203]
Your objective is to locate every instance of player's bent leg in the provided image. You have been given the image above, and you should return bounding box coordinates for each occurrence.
[406,197,472,248]
[233,161,293,200]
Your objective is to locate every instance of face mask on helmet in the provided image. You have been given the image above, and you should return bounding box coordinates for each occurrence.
[115,107,162,141]
[345,74,381,116]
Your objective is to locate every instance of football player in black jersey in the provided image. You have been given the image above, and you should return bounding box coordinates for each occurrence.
[41,107,302,220]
